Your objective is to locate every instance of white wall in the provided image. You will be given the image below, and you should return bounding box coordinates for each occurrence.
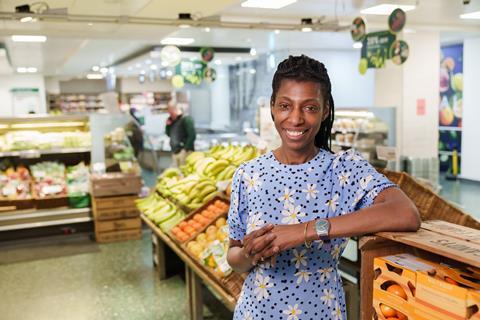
[0,75,47,116]
[461,37,480,181]
[44,77,61,94]
[210,65,230,130]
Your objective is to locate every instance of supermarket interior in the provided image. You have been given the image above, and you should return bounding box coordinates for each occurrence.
[1,0,480,319]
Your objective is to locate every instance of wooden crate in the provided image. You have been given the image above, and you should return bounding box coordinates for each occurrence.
[0,198,35,211]
[90,173,142,197]
[94,217,141,233]
[95,228,142,243]
[92,195,139,221]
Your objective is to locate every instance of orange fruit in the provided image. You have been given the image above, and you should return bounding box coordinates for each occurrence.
[171,227,181,235]
[193,214,203,222]
[380,304,397,318]
[178,221,188,229]
[386,318,399,320]
[387,284,407,300]
[191,222,202,230]
[445,277,459,286]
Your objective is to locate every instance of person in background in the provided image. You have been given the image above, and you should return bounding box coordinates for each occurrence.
[165,99,196,167]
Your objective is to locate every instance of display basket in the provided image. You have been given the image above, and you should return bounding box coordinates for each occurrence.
[221,272,247,300]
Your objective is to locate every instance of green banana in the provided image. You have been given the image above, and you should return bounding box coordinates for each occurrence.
[196,185,217,200]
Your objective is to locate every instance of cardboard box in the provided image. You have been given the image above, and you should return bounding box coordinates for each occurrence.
[90,173,142,197]
[422,220,480,245]
[95,217,141,233]
[373,254,435,319]
[92,195,139,221]
[95,228,142,243]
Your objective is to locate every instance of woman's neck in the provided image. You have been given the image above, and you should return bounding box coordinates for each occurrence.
[274,145,319,165]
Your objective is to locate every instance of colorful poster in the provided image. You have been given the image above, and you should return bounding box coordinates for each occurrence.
[439,43,463,173]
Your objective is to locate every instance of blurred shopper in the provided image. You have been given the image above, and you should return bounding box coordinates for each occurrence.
[165,100,196,167]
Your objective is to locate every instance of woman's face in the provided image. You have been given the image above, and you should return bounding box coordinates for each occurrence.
[271,79,329,152]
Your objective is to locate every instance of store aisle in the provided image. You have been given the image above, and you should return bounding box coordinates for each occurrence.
[439,174,480,219]
[0,232,229,320]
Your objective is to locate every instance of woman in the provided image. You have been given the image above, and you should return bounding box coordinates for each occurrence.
[226,55,420,319]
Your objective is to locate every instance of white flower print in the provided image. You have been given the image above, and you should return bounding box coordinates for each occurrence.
[278,187,296,205]
[291,249,308,268]
[281,203,306,224]
[294,269,311,284]
[318,267,334,283]
[326,193,340,212]
[338,171,351,187]
[331,243,342,260]
[302,183,318,200]
[282,304,303,320]
[244,172,262,193]
[351,190,364,208]
[255,260,272,275]
[331,301,343,320]
[346,150,363,161]
[246,212,265,234]
[332,151,344,168]
[316,239,324,250]
[320,288,335,307]
[243,311,253,320]
[360,174,373,190]
[254,274,273,301]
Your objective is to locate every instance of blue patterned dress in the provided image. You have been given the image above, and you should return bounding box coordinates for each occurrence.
[227,149,396,320]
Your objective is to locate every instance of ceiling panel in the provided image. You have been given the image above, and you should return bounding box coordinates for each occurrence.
[135,0,241,19]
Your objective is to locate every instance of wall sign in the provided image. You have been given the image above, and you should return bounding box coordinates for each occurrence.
[11,88,41,115]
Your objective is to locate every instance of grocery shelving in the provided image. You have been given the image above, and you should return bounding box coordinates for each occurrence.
[48,93,105,114]
[0,147,90,158]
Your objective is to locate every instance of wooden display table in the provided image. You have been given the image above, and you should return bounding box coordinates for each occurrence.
[141,214,237,320]
[360,221,480,320]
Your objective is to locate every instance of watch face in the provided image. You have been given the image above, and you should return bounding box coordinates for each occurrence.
[315,219,329,237]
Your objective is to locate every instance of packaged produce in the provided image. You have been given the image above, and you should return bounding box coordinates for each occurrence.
[0,166,31,199]
[66,162,90,208]
[30,162,67,198]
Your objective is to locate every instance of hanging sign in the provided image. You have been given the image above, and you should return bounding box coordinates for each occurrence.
[200,47,215,63]
[361,31,396,68]
[350,17,366,42]
[203,67,217,83]
[175,60,207,85]
[390,40,409,65]
[389,8,406,33]
[160,45,182,67]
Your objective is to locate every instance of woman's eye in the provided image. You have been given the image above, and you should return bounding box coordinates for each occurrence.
[304,105,320,113]
[278,104,290,111]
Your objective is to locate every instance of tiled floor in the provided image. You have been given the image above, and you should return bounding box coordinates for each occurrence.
[439,174,480,219]
[0,232,230,320]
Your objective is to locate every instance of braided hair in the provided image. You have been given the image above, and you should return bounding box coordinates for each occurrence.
[270,55,335,152]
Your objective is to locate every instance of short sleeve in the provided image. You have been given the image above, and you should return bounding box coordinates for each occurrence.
[334,149,397,211]
[227,165,248,241]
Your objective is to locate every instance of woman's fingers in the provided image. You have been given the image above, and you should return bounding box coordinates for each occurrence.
[252,244,280,266]
[246,233,276,258]
[243,224,274,257]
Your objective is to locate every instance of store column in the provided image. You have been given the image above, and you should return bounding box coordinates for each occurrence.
[210,65,230,130]
[374,31,440,161]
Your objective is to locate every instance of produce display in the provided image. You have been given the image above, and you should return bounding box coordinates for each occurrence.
[135,191,185,232]
[0,131,91,152]
[30,162,67,198]
[170,199,229,242]
[0,166,31,199]
[66,162,90,196]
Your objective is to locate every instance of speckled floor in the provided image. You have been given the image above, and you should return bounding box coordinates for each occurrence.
[0,232,230,320]
[439,173,480,220]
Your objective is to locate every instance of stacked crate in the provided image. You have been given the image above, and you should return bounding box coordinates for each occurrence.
[90,173,142,243]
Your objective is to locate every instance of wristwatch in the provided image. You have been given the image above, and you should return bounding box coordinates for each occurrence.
[315,219,331,241]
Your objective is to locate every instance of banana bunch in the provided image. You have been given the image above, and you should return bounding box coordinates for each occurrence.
[135,192,185,232]
[180,152,207,175]
[209,144,259,166]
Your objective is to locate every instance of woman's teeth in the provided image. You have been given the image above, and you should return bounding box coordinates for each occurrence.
[285,129,305,137]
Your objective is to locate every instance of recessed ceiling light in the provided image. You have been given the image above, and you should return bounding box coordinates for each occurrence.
[460,11,480,19]
[20,16,33,23]
[11,35,47,42]
[301,27,312,32]
[353,42,363,49]
[204,27,211,32]
[86,73,103,79]
[241,0,297,9]
[92,66,100,72]
[179,24,190,29]
[214,59,222,65]
[250,48,257,56]
[361,4,415,15]
[17,67,27,73]
[100,67,108,73]
[150,65,158,70]
[27,67,37,73]
[160,37,195,45]
[274,29,280,34]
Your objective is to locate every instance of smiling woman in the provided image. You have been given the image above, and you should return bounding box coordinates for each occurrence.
[226,55,420,320]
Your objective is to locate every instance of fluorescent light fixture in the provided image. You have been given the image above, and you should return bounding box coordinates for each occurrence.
[27,67,37,73]
[353,42,363,49]
[11,35,47,42]
[86,73,103,79]
[301,26,312,32]
[204,27,211,32]
[17,67,27,73]
[11,122,85,129]
[249,69,256,74]
[20,16,33,23]
[160,37,194,45]
[361,4,415,15]
[100,67,108,73]
[241,0,297,9]
[250,48,257,56]
[17,67,37,73]
[0,125,8,129]
[214,59,222,65]
[274,29,280,34]
[460,11,480,19]
[87,22,93,26]
[92,65,100,72]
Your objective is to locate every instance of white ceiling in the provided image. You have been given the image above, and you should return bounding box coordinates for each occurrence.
[0,0,479,77]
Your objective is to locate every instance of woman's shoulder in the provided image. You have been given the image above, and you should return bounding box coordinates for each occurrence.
[236,152,271,173]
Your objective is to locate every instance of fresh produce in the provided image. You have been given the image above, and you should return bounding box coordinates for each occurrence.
[135,192,185,232]
[0,166,31,199]
[0,131,91,152]
[379,304,397,318]
[386,284,407,300]
[30,162,67,198]
[66,162,90,196]
[171,200,229,242]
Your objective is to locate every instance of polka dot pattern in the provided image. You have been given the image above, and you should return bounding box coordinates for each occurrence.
[227,149,396,320]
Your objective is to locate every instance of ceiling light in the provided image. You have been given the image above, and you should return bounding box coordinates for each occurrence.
[241,0,297,9]
[87,22,93,26]
[250,48,257,56]
[460,11,480,19]
[214,59,222,65]
[86,73,103,79]
[11,35,47,42]
[353,42,363,49]
[204,27,211,32]
[17,67,28,73]
[11,122,84,129]
[92,66,100,72]
[249,69,256,74]
[301,18,313,32]
[161,61,169,67]
[27,67,37,73]
[179,24,190,29]
[274,29,280,34]
[160,37,195,45]
[150,65,158,70]
[100,67,108,73]
[178,13,192,28]
[166,70,173,77]
[235,56,242,61]
[20,16,34,23]
[361,4,415,15]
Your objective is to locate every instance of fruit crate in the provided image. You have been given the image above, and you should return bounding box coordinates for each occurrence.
[0,198,35,211]
[221,272,247,300]
[90,173,142,197]
[92,195,139,221]
[169,195,229,244]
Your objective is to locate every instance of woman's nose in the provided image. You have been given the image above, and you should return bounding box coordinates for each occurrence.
[289,107,304,125]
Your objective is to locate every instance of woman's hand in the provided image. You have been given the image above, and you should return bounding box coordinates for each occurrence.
[242,224,276,259]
